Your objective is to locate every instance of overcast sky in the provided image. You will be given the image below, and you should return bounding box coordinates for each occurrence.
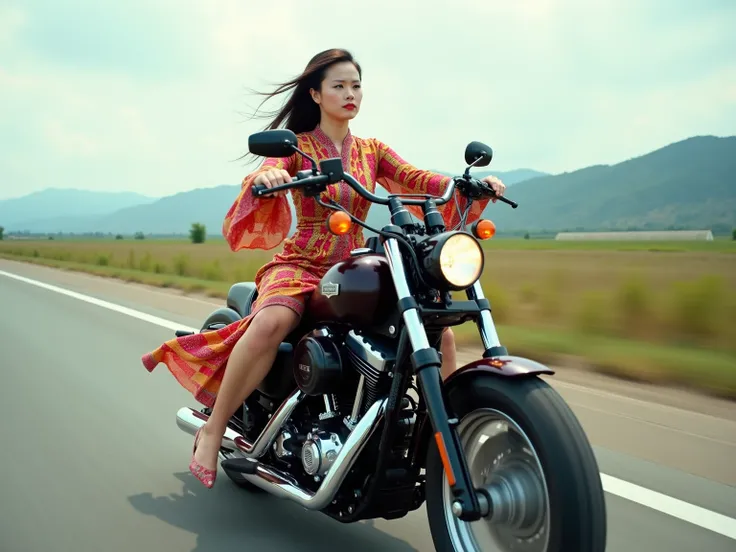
[1,0,734,200]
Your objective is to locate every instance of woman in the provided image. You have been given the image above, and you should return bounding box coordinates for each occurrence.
[141,48,506,489]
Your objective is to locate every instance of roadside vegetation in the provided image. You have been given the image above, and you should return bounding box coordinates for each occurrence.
[2,235,734,398]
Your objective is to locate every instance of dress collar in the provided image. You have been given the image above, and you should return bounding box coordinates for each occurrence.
[311,124,353,157]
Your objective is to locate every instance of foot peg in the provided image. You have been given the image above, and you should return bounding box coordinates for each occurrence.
[175,330,195,337]
[221,457,259,475]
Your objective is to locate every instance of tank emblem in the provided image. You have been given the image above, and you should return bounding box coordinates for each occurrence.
[321,282,340,298]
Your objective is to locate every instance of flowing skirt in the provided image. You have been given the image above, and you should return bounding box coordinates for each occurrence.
[141,263,321,408]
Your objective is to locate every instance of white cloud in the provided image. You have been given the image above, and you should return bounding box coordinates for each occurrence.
[0,0,734,200]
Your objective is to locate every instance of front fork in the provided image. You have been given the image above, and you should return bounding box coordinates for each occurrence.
[383,236,499,522]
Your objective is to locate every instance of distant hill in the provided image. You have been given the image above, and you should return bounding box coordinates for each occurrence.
[4,168,549,235]
[432,168,550,185]
[0,189,156,230]
[480,135,736,233]
[96,185,242,235]
[3,136,734,236]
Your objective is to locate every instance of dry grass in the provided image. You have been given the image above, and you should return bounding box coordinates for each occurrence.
[2,236,735,397]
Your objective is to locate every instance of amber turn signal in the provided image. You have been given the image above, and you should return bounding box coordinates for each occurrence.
[471,219,496,240]
[328,210,352,235]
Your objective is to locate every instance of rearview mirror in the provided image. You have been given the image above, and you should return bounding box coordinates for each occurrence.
[464,141,493,167]
[248,129,298,158]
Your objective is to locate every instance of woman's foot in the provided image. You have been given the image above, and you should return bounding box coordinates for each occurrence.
[189,425,222,488]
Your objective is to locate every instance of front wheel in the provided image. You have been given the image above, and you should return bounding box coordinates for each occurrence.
[425,375,607,551]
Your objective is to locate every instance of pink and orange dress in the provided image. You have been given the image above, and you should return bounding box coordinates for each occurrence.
[142,126,490,407]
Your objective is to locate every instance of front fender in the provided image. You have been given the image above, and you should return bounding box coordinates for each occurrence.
[410,355,554,471]
[445,355,555,386]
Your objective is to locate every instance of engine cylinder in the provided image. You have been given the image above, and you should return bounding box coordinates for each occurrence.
[293,330,343,396]
[343,331,395,415]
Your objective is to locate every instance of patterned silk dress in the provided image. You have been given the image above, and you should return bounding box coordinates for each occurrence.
[141,126,490,407]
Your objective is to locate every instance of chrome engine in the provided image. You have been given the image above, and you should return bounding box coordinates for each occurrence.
[271,330,400,480]
[301,431,344,477]
[343,330,396,416]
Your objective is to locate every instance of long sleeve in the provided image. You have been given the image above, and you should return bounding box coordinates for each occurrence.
[372,139,491,229]
[222,154,297,251]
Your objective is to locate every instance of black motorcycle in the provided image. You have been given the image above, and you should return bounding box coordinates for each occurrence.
[173,130,607,551]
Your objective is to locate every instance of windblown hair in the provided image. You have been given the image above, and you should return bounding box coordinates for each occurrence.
[239,48,362,161]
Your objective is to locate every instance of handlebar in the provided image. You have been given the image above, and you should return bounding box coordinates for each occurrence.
[250,163,517,209]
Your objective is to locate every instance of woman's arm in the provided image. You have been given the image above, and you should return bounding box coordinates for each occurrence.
[222,153,298,252]
[371,139,493,228]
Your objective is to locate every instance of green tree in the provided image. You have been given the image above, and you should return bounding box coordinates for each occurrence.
[190,222,206,244]
[732,228,736,241]
[0,226,4,240]
[134,231,145,240]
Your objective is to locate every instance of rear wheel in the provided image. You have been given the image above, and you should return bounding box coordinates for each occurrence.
[425,375,606,551]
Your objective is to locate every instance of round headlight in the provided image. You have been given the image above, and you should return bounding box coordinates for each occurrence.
[438,232,484,288]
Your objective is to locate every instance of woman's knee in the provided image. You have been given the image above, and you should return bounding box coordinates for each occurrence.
[248,306,300,346]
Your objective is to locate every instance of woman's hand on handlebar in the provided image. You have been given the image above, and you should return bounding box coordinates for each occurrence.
[253,169,292,197]
[480,175,506,203]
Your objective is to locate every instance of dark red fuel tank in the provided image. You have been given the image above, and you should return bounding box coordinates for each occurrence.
[308,254,397,328]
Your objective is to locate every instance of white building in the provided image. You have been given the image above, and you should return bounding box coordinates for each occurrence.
[554,230,714,241]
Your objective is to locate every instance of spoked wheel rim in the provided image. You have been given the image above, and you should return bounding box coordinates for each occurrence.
[442,408,551,551]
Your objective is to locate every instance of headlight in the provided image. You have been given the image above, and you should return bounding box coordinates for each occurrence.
[422,231,484,290]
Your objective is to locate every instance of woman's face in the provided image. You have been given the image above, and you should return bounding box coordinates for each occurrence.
[311,61,363,122]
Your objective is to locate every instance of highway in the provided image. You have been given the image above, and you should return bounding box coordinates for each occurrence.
[1,258,734,552]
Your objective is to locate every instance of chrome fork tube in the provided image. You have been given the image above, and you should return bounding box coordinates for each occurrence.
[467,280,502,349]
[383,237,431,351]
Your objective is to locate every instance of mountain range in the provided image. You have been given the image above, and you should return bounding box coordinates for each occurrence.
[2,136,734,236]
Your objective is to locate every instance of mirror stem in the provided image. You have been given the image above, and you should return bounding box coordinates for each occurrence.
[290,144,319,175]
[463,156,484,178]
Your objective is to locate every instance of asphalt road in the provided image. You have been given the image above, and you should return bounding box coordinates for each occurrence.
[1,259,735,552]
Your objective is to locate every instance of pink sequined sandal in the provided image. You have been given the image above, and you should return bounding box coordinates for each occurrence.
[189,427,217,488]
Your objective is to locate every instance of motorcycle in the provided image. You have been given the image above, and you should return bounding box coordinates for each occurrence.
[173,129,607,551]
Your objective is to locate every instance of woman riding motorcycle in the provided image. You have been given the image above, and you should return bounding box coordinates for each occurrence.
[141,48,506,489]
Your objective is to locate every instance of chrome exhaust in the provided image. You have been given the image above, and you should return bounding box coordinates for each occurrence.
[240,398,387,510]
[175,388,305,458]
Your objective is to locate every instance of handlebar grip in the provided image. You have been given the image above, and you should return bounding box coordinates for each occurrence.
[497,195,518,209]
[474,179,519,208]
[250,177,302,197]
[251,183,267,196]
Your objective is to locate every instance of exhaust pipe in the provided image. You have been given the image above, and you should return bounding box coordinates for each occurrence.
[175,388,305,458]
[240,398,387,511]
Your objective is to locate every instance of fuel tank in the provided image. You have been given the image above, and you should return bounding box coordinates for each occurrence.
[308,254,397,328]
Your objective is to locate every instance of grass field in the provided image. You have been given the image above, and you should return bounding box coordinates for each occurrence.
[2,236,735,398]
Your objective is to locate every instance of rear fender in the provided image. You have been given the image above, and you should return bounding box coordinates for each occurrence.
[202,307,241,330]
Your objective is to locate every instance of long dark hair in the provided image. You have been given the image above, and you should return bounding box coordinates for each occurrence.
[239,48,362,161]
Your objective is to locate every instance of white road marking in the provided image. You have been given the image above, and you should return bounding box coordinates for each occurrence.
[0,269,199,334]
[600,474,736,539]
[2,268,736,541]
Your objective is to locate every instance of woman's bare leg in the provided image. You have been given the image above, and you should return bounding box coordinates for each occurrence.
[440,327,458,380]
[192,305,300,475]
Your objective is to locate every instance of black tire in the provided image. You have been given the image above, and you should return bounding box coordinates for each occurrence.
[425,374,607,551]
